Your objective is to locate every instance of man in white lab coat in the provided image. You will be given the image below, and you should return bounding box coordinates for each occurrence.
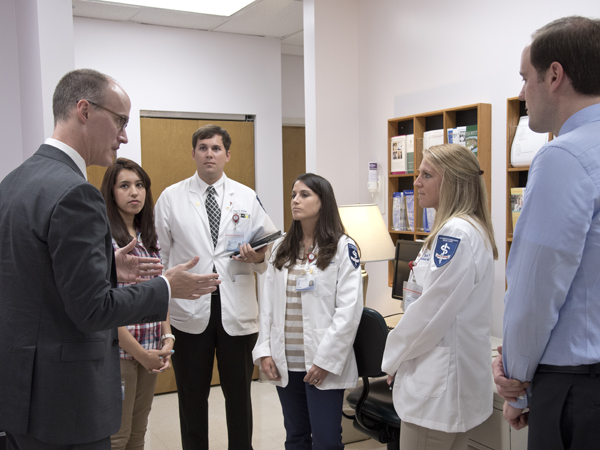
[155,124,277,450]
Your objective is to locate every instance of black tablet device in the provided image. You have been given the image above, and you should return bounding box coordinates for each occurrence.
[228,231,283,258]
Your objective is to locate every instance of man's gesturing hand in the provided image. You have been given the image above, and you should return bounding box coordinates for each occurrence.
[164,256,220,299]
[115,238,164,283]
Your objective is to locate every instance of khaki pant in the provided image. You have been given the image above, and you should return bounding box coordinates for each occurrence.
[110,359,158,450]
[400,421,469,450]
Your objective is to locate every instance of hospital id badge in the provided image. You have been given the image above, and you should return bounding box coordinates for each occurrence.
[225,231,245,252]
[402,280,422,311]
[296,275,316,291]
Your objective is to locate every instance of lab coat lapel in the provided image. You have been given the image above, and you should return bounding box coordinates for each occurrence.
[219,176,237,241]
[188,174,212,239]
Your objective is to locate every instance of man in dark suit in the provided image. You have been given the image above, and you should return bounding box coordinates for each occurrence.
[0,69,220,450]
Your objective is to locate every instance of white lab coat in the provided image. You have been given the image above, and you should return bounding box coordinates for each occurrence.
[382,217,494,433]
[155,173,277,336]
[252,235,363,390]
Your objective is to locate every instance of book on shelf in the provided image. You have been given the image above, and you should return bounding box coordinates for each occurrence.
[447,126,466,147]
[423,207,436,233]
[511,116,549,167]
[465,125,478,158]
[392,192,408,231]
[404,190,415,232]
[510,187,526,233]
[423,129,444,150]
[391,135,407,174]
[406,134,414,173]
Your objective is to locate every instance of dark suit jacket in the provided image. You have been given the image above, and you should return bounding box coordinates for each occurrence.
[0,145,169,445]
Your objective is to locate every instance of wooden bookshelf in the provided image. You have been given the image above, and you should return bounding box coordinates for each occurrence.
[387,103,492,286]
[505,97,552,264]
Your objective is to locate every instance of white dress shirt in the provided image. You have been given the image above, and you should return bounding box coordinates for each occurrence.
[45,138,87,180]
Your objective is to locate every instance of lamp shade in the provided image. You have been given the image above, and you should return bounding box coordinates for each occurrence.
[338,204,396,263]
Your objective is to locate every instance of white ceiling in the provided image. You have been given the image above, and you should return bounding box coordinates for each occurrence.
[72,0,304,56]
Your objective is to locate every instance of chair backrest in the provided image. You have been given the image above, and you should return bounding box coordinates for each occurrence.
[353,307,389,378]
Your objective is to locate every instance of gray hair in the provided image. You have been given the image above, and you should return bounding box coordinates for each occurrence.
[52,69,113,125]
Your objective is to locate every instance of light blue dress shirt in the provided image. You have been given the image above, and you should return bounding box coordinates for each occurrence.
[503,103,600,409]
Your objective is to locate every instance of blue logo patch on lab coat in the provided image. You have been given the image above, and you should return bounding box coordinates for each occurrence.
[434,235,460,267]
[348,243,360,269]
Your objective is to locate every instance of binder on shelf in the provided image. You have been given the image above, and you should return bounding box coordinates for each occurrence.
[510,187,526,233]
[511,116,549,167]
[391,135,407,174]
[406,134,415,174]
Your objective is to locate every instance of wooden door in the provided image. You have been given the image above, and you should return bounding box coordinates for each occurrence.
[88,117,257,394]
[87,118,255,195]
[140,118,256,393]
[140,118,255,200]
[282,126,306,231]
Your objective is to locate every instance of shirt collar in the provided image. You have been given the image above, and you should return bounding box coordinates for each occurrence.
[45,138,88,181]
[559,103,600,137]
[195,172,226,195]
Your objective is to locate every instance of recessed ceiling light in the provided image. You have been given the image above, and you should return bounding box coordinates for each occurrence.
[95,0,256,17]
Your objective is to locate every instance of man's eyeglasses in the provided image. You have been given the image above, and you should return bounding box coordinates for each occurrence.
[85,100,129,130]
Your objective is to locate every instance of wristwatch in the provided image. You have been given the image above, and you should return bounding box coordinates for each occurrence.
[161,333,176,343]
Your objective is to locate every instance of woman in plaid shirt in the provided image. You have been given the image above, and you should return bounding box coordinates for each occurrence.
[101,158,174,450]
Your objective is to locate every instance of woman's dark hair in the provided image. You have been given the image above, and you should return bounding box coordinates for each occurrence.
[273,173,346,271]
[100,158,159,254]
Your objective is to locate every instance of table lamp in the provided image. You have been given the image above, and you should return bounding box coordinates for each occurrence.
[338,204,396,304]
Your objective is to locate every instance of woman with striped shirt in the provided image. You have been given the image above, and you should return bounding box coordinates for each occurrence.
[101,158,174,450]
[253,173,363,450]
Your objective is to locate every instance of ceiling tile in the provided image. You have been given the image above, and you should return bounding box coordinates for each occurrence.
[72,0,141,21]
[128,7,226,30]
[214,0,303,38]
[72,0,305,52]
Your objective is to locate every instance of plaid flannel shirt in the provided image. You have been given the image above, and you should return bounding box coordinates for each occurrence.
[113,232,162,360]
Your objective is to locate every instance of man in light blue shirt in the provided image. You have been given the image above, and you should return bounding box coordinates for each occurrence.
[494,16,600,450]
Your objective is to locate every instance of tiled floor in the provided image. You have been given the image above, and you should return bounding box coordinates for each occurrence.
[146,380,386,449]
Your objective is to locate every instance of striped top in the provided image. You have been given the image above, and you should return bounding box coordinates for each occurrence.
[285,260,307,371]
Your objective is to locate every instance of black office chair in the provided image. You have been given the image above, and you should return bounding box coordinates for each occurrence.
[345,308,400,450]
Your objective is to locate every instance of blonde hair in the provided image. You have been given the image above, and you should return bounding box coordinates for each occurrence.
[422,144,498,260]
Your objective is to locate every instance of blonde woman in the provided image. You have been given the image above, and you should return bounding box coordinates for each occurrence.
[382,144,498,450]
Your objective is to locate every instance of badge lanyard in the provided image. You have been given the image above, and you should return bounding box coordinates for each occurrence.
[296,251,317,291]
[225,213,244,252]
